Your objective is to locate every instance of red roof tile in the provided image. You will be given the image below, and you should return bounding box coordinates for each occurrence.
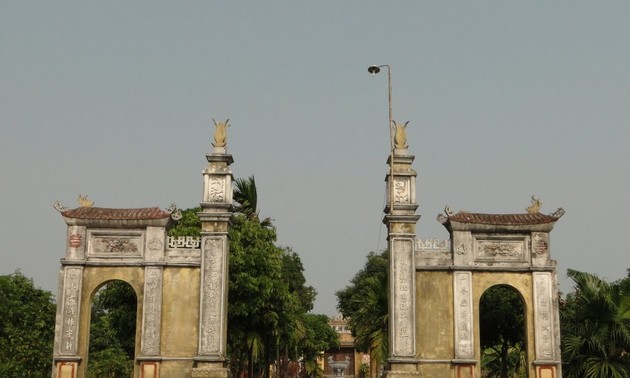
[61,207,171,220]
[448,212,560,225]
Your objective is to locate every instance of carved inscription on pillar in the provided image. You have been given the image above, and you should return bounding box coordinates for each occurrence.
[199,238,226,356]
[533,272,555,360]
[393,178,410,204]
[453,272,474,358]
[60,267,82,355]
[141,267,163,355]
[392,239,415,357]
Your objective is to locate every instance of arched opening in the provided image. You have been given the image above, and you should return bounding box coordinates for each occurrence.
[87,280,138,378]
[479,285,527,378]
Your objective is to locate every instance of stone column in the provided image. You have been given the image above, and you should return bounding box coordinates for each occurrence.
[52,225,86,378]
[383,146,421,377]
[192,139,233,378]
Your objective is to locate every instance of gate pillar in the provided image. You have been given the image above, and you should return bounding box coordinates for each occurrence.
[383,137,421,378]
[192,122,233,378]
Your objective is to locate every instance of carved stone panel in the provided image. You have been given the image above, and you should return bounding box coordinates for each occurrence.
[391,238,415,357]
[452,231,474,266]
[141,267,163,356]
[453,272,474,359]
[199,237,227,356]
[145,227,166,262]
[533,272,555,360]
[66,226,86,261]
[59,267,83,355]
[392,178,411,204]
[204,176,227,203]
[88,231,144,258]
[473,236,528,263]
[531,232,551,267]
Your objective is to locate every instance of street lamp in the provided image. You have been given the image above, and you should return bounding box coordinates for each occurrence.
[368,64,395,214]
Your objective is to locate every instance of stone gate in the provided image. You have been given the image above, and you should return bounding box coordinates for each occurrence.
[51,119,564,378]
[52,124,234,378]
[382,127,564,378]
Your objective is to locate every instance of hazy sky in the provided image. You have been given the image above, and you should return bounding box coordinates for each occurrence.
[1,2,628,315]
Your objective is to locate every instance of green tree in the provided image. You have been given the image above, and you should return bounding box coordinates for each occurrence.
[87,280,137,378]
[0,271,55,378]
[227,214,288,377]
[479,285,526,378]
[336,251,388,378]
[298,314,339,378]
[168,177,336,378]
[233,175,272,227]
[561,269,630,378]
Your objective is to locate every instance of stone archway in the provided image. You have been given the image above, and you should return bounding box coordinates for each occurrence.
[52,135,234,378]
[381,143,564,378]
[51,122,565,378]
[479,284,527,377]
[87,279,139,377]
[392,207,564,378]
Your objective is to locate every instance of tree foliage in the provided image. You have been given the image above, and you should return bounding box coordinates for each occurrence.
[169,177,336,378]
[336,251,388,378]
[561,269,630,378]
[479,285,526,378]
[0,271,55,378]
[233,175,272,227]
[87,280,137,378]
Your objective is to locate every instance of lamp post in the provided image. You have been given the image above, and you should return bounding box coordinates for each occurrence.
[368,64,395,214]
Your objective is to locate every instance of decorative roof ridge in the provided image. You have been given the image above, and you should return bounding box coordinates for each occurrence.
[58,206,172,220]
[437,205,565,226]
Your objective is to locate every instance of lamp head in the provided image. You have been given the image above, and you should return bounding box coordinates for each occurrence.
[367,65,381,75]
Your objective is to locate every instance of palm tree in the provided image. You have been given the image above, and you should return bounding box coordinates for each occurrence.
[561,269,630,378]
[347,274,388,378]
[337,251,388,378]
[233,176,272,227]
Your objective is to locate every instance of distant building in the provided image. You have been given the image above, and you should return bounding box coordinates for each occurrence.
[323,316,369,378]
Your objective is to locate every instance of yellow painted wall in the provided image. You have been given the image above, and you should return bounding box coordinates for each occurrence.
[415,271,454,360]
[415,271,538,378]
[78,266,145,378]
[160,267,201,357]
[75,266,202,377]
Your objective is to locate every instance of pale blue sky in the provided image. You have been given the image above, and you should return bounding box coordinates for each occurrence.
[1,2,629,315]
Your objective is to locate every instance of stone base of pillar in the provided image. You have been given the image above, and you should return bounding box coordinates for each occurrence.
[53,357,81,378]
[383,363,421,378]
[191,362,230,378]
[383,370,422,378]
[55,361,78,378]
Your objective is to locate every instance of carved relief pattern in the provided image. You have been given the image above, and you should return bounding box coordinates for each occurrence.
[141,267,162,355]
[416,238,450,251]
[167,236,201,249]
[476,240,525,261]
[456,243,467,255]
[454,272,474,358]
[200,238,225,355]
[148,237,163,251]
[533,233,548,256]
[392,239,414,356]
[483,243,519,256]
[208,177,226,203]
[93,237,141,254]
[534,273,554,360]
[60,267,82,355]
[393,178,410,204]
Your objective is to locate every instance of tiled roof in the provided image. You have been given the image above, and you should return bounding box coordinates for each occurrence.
[448,212,560,225]
[61,207,171,220]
